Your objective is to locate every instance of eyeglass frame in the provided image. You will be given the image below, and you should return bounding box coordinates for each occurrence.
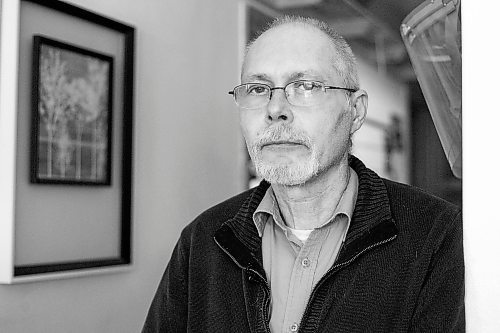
[228,80,357,109]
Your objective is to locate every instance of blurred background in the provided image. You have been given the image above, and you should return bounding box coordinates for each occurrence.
[3,0,492,332]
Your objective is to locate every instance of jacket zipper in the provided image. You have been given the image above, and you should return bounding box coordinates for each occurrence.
[214,238,272,333]
[249,268,272,333]
[298,234,397,332]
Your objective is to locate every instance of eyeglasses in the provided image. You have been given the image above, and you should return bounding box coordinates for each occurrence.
[228,80,357,109]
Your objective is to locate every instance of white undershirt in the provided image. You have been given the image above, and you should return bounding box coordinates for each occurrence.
[287,227,314,243]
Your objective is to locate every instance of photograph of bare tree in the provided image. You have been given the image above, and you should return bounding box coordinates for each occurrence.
[31,36,113,185]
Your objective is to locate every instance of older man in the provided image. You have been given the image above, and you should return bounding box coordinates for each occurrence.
[143,16,464,332]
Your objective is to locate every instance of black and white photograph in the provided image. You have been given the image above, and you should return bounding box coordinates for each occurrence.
[32,36,113,185]
[0,0,499,332]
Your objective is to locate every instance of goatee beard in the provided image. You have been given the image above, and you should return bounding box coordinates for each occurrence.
[246,125,320,186]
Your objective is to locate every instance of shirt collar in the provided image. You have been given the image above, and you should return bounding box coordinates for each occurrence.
[253,186,281,237]
[252,167,359,237]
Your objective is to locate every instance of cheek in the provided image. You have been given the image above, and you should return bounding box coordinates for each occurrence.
[239,112,262,143]
[311,112,352,156]
[328,109,353,139]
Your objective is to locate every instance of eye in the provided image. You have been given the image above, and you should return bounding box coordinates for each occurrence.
[246,84,268,96]
[294,81,323,92]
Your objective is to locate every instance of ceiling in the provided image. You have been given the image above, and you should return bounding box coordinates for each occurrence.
[247,0,427,81]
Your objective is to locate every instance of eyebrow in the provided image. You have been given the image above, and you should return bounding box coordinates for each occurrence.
[289,70,324,81]
[243,70,325,84]
[243,73,273,83]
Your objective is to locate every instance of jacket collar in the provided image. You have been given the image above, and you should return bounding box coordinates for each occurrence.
[214,155,398,273]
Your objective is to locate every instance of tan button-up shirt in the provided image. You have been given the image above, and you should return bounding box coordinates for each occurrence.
[253,169,358,333]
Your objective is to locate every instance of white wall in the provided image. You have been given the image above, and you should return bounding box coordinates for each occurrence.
[463,3,500,331]
[0,0,244,332]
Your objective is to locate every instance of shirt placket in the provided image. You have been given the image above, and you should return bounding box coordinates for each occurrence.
[282,229,325,333]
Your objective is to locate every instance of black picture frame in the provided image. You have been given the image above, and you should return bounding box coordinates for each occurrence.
[14,0,135,277]
[31,35,114,186]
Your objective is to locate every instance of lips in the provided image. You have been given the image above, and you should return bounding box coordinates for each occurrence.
[263,140,300,145]
[261,141,306,150]
[264,140,297,145]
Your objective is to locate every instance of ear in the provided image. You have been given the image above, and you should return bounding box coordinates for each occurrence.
[349,89,368,134]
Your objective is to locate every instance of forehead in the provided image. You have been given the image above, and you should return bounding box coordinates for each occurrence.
[242,24,337,83]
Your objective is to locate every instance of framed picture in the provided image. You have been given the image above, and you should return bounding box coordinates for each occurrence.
[0,0,135,283]
[31,35,114,185]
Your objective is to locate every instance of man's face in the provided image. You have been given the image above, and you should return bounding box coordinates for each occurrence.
[240,24,355,186]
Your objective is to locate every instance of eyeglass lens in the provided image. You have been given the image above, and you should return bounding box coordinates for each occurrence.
[234,81,329,109]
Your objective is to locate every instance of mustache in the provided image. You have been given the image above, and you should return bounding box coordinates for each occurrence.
[253,126,312,149]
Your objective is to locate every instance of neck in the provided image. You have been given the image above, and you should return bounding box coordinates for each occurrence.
[271,155,351,230]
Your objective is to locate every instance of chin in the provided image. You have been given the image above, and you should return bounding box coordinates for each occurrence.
[255,161,320,186]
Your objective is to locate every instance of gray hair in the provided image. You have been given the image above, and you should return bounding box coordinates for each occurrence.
[244,15,359,90]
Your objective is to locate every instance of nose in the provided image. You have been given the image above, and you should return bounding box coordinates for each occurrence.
[266,88,293,123]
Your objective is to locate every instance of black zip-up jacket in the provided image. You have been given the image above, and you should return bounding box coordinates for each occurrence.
[143,156,464,332]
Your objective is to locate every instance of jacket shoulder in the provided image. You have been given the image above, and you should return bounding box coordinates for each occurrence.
[382,179,461,244]
[383,179,460,215]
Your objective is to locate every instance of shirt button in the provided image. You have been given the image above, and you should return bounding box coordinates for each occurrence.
[301,258,310,268]
[290,323,299,332]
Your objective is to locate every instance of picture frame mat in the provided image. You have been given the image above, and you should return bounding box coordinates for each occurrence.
[13,0,128,270]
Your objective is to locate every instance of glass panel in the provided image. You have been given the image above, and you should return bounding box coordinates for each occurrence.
[401,0,462,178]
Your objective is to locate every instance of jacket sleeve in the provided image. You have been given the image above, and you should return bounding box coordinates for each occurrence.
[410,210,465,332]
[142,232,190,333]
